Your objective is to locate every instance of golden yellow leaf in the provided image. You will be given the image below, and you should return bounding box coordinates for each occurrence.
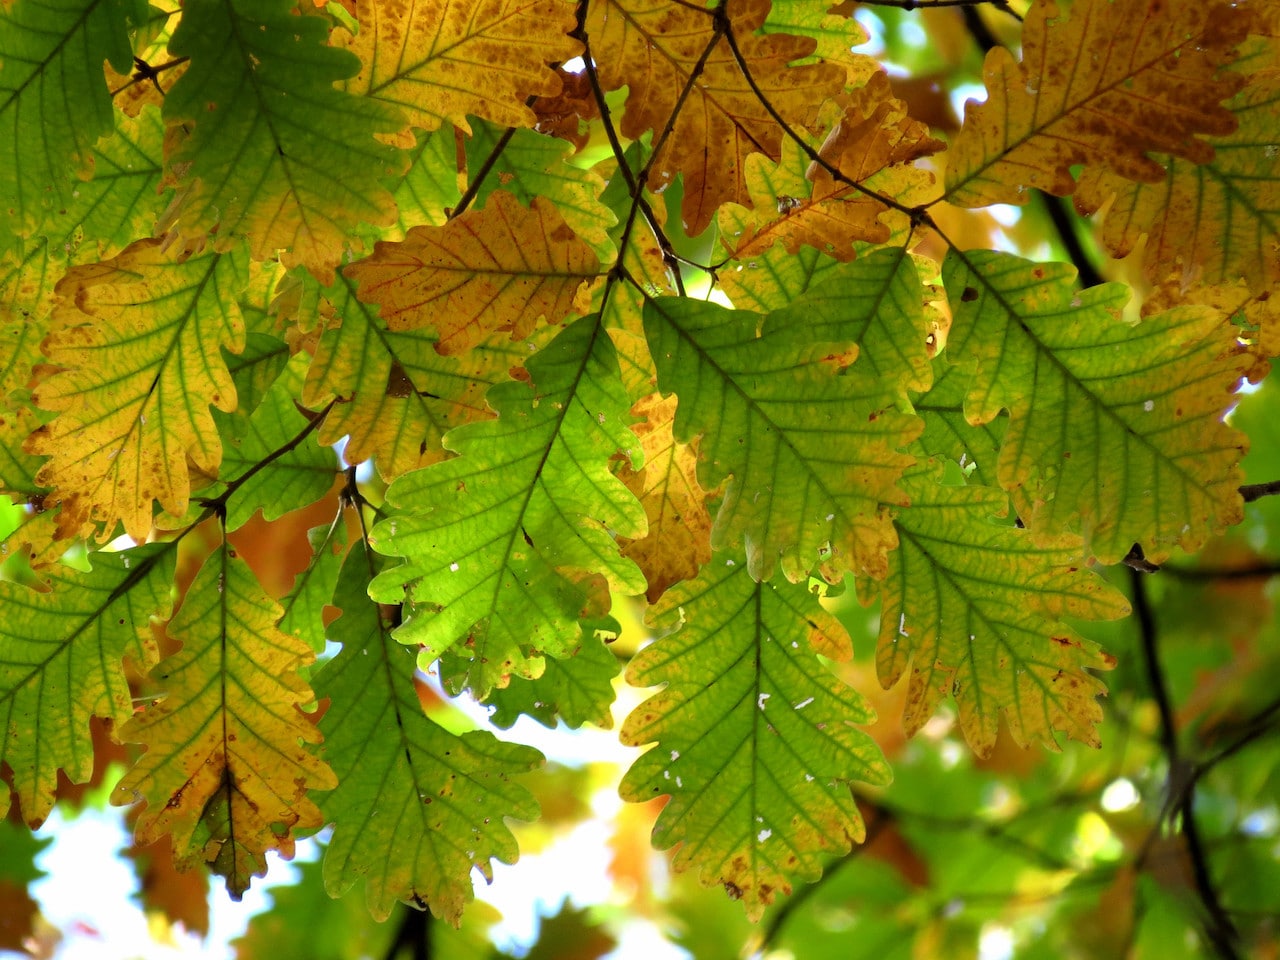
[346,191,600,355]
[722,73,942,262]
[335,0,581,140]
[617,393,713,601]
[1076,61,1280,294]
[26,240,248,541]
[944,0,1250,207]
[112,546,335,900]
[586,0,845,235]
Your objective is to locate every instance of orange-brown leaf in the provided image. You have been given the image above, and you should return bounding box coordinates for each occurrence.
[346,191,600,355]
[944,0,1250,207]
[723,73,942,262]
[586,0,845,235]
[617,393,713,601]
[335,0,581,139]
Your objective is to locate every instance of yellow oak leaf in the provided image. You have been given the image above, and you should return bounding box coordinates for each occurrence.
[722,73,942,262]
[586,0,845,235]
[944,0,1250,207]
[345,191,600,356]
[335,0,581,140]
[1075,61,1280,294]
[26,240,248,541]
[617,393,714,601]
[112,546,336,900]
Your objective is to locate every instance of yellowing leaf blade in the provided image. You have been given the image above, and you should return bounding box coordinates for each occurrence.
[944,0,1249,207]
[27,240,249,541]
[112,546,336,899]
[877,463,1128,755]
[620,558,890,920]
[346,192,601,356]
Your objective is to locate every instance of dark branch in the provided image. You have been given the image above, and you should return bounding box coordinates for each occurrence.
[862,0,1022,19]
[1241,479,1280,502]
[381,903,431,960]
[1042,194,1106,288]
[1130,569,1241,959]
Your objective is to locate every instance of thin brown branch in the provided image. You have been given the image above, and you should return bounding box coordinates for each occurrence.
[861,0,1023,19]
[1130,569,1241,960]
[1240,479,1280,502]
[450,124,518,220]
[110,56,188,99]
[717,12,923,224]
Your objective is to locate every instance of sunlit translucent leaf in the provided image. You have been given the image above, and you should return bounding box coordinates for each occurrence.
[0,544,174,823]
[27,240,248,540]
[214,354,336,531]
[113,545,336,899]
[369,315,646,696]
[768,246,935,395]
[762,1,877,82]
[304,267,531,481]
[616,392,713,601]
[874,462,1128,755]
[914,360,1005,489]
[466,122,616,261]
[485,628,620,730]
[388,130,463,236]
[335,0,580,138]
[278,520,346,655]
[158,0,405,281]
[720,74,941,262]
[0,0,143,255]
[316,548,541,922]
[643,296,920,582]
[586,0,845,234]
[346,191,600,356]
[943,250,1250,563]
[944,0,1249,207]
[715,240,841,313]
[620,558,890,920]
[1076,60,1280,293]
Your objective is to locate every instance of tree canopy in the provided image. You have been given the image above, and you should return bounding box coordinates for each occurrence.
[1,0,1278,957]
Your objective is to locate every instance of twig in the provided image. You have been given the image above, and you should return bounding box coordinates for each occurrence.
[110,56,188,99]
[1129,569,1241,960]
[1241,479,1280,502]
[861,0,1023,19]
[381,903,430,960]
[1042,194,1106,288]
[451,125,518,220]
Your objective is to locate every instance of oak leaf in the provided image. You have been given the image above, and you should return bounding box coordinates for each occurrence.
[586,0,845,235]
[157,0,406,282]
[944,0,1250,207]
[27,240,248,541]
[876,462,1128,755]
[616,392,714,601]
[1076,58,1280,294]
[112,546,336,899]
[335,0,581,139]
[943,250,1250,563]
[643,296,920,582]
[346,191,600,356]
[620,558,890,920]
[315,548,541,922]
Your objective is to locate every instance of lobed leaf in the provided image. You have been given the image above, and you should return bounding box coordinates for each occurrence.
[27,239,249,541]
[643,296,920,583]
[1076,60,1280,294]
[346,191,600,356]
[876,463,1128,755]
[0,0,143,256]
[944,0,1249,207]
[943,250,1250,563]
[586,0,845,235]
[620,557,891,920]
[336,0,581,138]
[0,544,174,824]
[113,545,336,899]
[315,548,541,922]
[368,314,646,696]
[158,0,406,281]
